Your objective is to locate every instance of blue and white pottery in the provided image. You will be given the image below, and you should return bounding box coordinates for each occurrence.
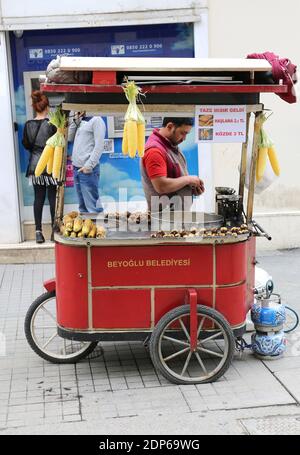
[251,330,286,358]
[251,299,286,329]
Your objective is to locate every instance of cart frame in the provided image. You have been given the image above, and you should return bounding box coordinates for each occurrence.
[24,58,287,383]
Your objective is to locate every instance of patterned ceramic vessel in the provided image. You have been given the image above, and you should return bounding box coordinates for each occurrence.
[251,299,286,329]
[251,330,286,358]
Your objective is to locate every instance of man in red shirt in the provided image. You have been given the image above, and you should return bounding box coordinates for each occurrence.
[140,117,205,212]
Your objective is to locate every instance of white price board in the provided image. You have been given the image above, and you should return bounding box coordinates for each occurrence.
[195,105,247,143]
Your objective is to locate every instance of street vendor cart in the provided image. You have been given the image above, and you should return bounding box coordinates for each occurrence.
[24,57,288,384]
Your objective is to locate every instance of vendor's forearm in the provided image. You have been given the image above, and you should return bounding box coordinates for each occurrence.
[152,176,191,194]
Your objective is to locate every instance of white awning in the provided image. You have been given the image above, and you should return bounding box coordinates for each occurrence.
[59,56,272,72]
[0,0,207,31]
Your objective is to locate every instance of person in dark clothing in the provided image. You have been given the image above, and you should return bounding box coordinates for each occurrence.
[22,91,57,243]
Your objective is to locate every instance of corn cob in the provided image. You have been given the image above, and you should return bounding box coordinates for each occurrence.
[73,217,83,233]
[35,145,55,176]
[77,231,84,238]
[122,80,146,159]
[82,219,93,236]
[63,228,70,237]
[67,211,79,219]
[62,215,74,231]
[63,215,73,225]
[52,146,63,180]
[268,146,280,176]
[66,220,74,232]
[256,147,268,182]
[137,122,145,157]
[122,121,128,155]
[127,120,138,158]
[256,154,260,183]
[96,226,106,238]
[70,231,77,238]
[46,146,54,174]
[88,224,97,238]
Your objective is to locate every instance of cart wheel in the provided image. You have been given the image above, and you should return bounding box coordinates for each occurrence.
[149,305,235,384]
[24,291,98,364]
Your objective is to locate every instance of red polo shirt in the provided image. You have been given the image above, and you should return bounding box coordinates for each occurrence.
[143,148,167,179]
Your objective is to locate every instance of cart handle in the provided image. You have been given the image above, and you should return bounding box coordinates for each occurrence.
[43,278,56,293]
[251,220,272,241]
[186,288,198,351]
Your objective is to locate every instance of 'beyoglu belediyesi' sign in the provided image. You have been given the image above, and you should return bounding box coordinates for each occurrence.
[107,258,191,268]
[196,105,247,143]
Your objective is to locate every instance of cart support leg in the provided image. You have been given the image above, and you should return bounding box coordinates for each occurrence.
[186,288,198,351]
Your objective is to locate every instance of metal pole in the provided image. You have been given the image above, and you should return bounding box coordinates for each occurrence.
[246,111,262,222]
[239,112,251,212]
[54,110,69,231]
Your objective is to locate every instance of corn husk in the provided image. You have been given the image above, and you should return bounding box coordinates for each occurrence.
[256,112,280,181]
[46,107,67,148]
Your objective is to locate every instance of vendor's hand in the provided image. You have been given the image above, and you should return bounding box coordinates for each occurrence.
[188,176,205,195]
[78,166,92,174]
[192,186,202,196]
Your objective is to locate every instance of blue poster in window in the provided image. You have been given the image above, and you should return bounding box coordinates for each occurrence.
[10,23,196,209]
[110,40,164,56]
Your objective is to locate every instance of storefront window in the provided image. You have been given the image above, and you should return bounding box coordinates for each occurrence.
[10,23,197,212]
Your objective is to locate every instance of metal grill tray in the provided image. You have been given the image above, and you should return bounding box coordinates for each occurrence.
[150,211,224,230]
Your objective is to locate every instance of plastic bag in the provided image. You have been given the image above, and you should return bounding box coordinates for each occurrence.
[46,56,92,84]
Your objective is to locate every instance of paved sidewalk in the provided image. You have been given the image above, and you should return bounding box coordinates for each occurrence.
[1,250,300,435]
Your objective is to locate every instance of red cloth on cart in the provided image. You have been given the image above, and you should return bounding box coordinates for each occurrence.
[247,51,297,104]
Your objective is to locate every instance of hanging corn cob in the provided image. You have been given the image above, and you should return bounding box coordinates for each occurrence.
[122,80,146,158]
[35,145,55,177]
[46,146,54,174]
[268,145,280,176]
[256,113,281,183]
[122,121,128,156]
[35,107,66,179]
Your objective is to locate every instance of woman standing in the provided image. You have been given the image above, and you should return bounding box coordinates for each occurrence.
[22,91,57,243]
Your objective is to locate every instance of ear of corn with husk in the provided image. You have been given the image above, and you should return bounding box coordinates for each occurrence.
[61,214,106,239]
[35,107,66,179]
[88,224,97,238]
[256,113,280,183]
[82,219,93,236]
[73,217,83,233]
[35,145,55,177]
[96,226,106,238]
[122,80,146,159]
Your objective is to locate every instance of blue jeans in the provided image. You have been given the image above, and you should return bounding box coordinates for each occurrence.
[73,165,103,214]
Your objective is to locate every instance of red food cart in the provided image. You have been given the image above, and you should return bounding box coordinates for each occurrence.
[24,57,287,384]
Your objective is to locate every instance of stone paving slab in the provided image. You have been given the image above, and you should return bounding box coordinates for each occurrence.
[273,368,300,403]
[240,414,300,435]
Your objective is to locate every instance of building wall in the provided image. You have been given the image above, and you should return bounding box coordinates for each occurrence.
[0,0,206,29]
[1,0,299,249]
[208,0,300,250]
[0,32,22,243]
[0,1,208,244]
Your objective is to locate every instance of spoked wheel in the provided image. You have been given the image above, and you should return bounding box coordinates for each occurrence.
[150,305,235,384]
[24,291,98,363]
